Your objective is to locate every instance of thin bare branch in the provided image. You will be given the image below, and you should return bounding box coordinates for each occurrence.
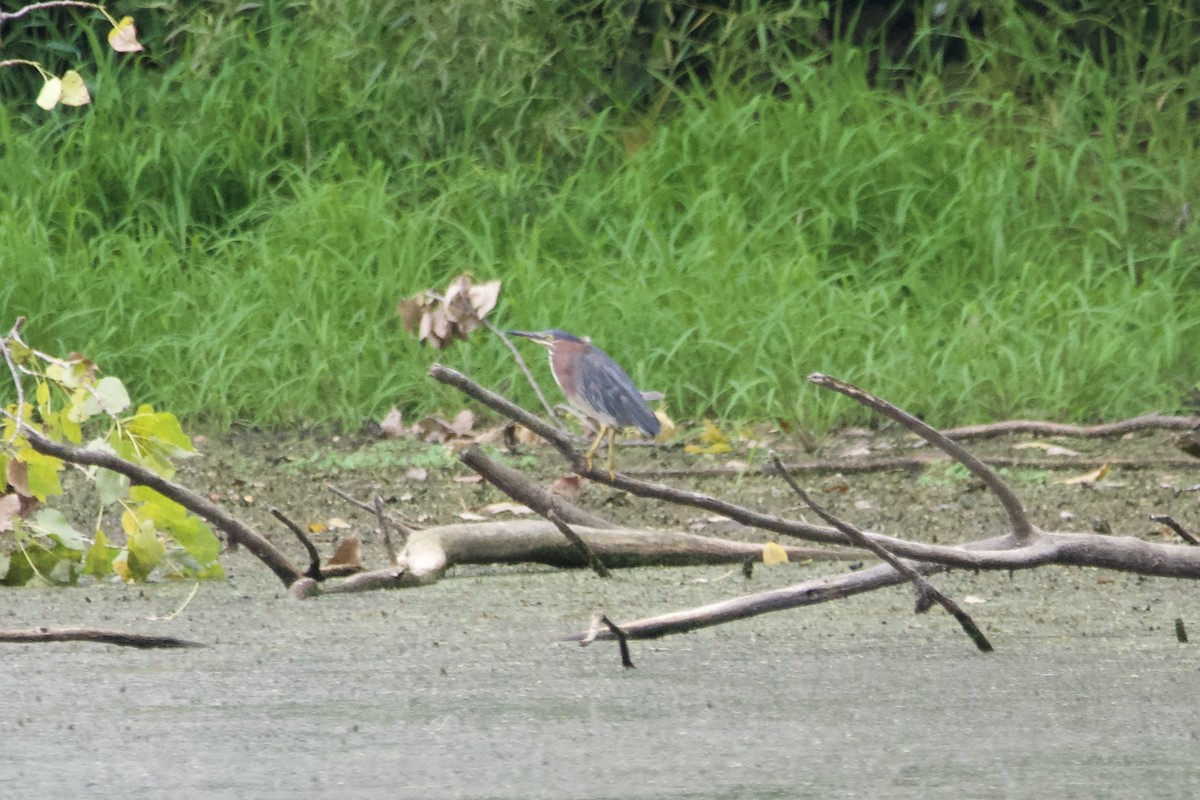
[546,510,611,577]
[0,319,26,444]
[770,453,992,653]
[458,444,616,529]
[625,453,1200,479]
[0,1,106,25]
[1150,514,1200,546]
[941,415,1200,440]
[483,319,568,432]
[373,494,401,565]
[580,613,635,668]
[808,372,1036,541]
[326,484,423,531]
[271,507,322,579]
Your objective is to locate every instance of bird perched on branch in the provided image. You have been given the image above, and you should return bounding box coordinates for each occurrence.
[508,329,660,477]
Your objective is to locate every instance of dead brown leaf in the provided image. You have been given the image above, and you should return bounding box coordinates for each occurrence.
[1013,441,1080,457]
[449,409,476,436]
[6,459,30,497]
[326,535,361,568]
[480,501,533,517]
[379,407,405,439]
[549,474,585,499]
[0,493,21,532]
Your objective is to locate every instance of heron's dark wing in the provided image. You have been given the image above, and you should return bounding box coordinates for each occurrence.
[575,346,661,437]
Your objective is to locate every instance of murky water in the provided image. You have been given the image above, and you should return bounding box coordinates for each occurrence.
[4,554,1200,799]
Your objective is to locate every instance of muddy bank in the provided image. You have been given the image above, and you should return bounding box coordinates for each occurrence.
[3,427,1200,798]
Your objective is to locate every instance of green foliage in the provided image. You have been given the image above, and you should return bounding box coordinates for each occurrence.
[0,334,222,585]
[1,1,1198,432]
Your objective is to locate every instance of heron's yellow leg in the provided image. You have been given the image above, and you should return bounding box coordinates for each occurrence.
[606,428,618,480]
[584,426,609,472]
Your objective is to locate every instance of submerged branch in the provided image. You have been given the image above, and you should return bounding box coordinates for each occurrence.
[0,626,205,649]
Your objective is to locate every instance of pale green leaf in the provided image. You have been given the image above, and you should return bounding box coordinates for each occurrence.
[28,508,85,550]
[81,376,131,416]
[37,77,63,110]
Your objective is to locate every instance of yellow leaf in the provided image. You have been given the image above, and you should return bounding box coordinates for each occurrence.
[121,509,139,537]
[762,541,789,565]
[15,448,63,501]
[37,77,63,110]
[107,16,144,53]
[1060,463,1110,485]
[653,408,676,442]
[112,553,131,582]
[59,70,91,106]
[684,420,734,454]
[36,381,50,407]
[307,522,328,534]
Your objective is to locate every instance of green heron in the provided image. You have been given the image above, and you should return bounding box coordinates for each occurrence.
[508,329,660,476]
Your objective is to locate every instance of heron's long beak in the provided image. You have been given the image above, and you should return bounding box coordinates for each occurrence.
[506,330,549,343]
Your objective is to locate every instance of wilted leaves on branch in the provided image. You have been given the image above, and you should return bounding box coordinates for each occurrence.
[397,274,502,349]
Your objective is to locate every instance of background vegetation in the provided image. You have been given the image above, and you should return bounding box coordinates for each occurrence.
[2,1,1198,432]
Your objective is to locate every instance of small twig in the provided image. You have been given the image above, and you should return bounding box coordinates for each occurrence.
[1,318,27,444]
[1150,515,1200,546]
[808,372,1035,542]
[580,612,635,668]
[0,1,108,25]
[0,626,205,649]
[270,507,322,579]
[145,582,200,622]
[327,484,423,531]
[770,453,993,653]
[546,510,611,578]
[458,444,617,529]
[483,318,568,432]
[373,494,401,565]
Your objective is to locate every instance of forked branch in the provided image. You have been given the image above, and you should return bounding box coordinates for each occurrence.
[770,453,992,653]
[807,373,1036,541]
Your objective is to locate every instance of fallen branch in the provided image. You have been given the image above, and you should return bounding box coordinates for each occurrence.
[289,519,854,598]
[0,626,205,649]
[623,453,1200,479]
[436,364,1200,579]
[327,484,424,532]
[940,414,1200,441]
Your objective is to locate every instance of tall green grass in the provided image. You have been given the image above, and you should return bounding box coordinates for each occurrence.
[2,1,1197,431]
